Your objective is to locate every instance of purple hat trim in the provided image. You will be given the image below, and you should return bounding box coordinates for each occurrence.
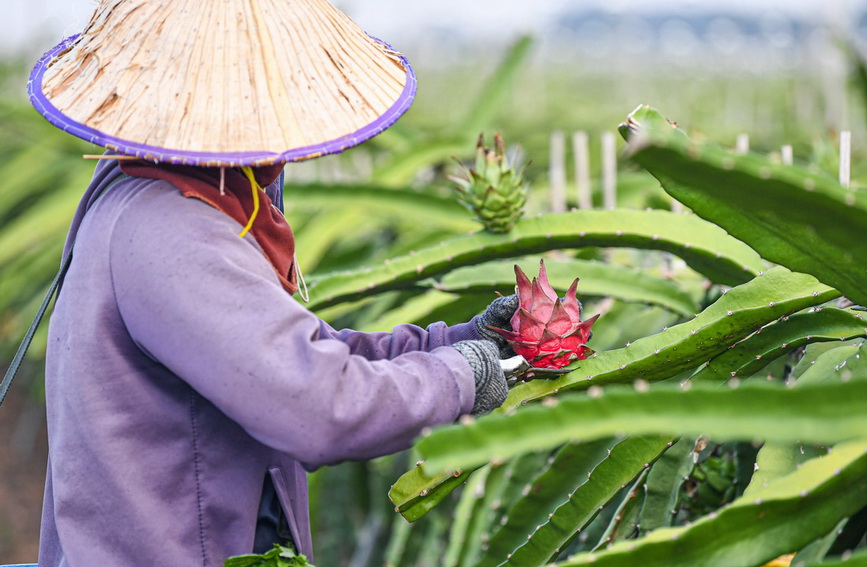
[28,34,417,167]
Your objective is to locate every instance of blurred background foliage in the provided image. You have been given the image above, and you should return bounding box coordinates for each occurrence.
[3,3,867,564]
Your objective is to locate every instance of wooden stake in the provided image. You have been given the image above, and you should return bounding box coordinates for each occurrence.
[839,130,852,189]
[602,131,617,210]
[781,145,793,166]
[573,131,592,209]
[549,131,567,213]
[735,134,750,155]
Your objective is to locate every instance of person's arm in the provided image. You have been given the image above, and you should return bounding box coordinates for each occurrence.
[109,183,476,469]
[315,318,482,361]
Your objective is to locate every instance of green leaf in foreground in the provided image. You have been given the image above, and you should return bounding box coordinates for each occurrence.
[691,308,867,382]
[551,439,867,567]
[223,544,314,567]
[638,437,693,534]
[417,379,867,476]
[506,266,838,405]
[306,209,763,310]
[493,437,672,567]
[392,267,836,522]
[475,438,615,567]
[389,464,470,522]
[624,104,867,306]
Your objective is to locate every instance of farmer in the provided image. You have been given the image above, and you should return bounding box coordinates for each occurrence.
[26,0,518,565]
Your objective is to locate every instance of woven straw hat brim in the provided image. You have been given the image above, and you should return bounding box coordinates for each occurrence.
[28,0,417,167]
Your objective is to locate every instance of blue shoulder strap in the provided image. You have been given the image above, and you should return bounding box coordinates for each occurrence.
[0,251,74,407]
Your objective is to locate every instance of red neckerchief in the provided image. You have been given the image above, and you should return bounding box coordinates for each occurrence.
[119,161,298,295]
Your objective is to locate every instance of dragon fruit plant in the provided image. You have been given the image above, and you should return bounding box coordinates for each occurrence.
[489,260,599,369]
[450,132,529,233]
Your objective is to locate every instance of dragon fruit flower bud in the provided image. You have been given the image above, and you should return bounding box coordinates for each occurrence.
[449,132,529,233]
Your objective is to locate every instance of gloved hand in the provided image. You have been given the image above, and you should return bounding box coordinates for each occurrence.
[474,294,519,358]
[451,340,509,416]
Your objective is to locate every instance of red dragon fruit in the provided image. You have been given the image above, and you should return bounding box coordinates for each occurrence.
[489,261,599,369]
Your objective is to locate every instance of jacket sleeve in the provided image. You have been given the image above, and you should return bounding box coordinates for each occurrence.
[315,318,482,361]
[109,183,476,468]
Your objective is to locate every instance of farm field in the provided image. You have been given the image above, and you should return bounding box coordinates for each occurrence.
[1,22,867,566]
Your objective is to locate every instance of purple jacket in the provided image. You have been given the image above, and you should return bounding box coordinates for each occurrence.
[39,160,480,566]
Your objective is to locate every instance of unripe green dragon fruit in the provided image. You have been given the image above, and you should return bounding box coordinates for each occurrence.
[450,133,529,233]
[489,261,599,369]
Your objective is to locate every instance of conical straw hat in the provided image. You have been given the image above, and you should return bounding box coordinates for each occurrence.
[28,0,416,166]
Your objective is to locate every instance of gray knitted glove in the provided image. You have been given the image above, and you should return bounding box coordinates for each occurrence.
[474,294,519,358]
[452,340,509,416]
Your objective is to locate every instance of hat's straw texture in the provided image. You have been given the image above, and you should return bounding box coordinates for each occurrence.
[35,0,411,165]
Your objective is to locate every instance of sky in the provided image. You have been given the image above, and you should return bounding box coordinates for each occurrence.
[3,0,863,58]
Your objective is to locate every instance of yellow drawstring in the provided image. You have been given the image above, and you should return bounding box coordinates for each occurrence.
[235,166,307,301]
[238,166,260,238]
